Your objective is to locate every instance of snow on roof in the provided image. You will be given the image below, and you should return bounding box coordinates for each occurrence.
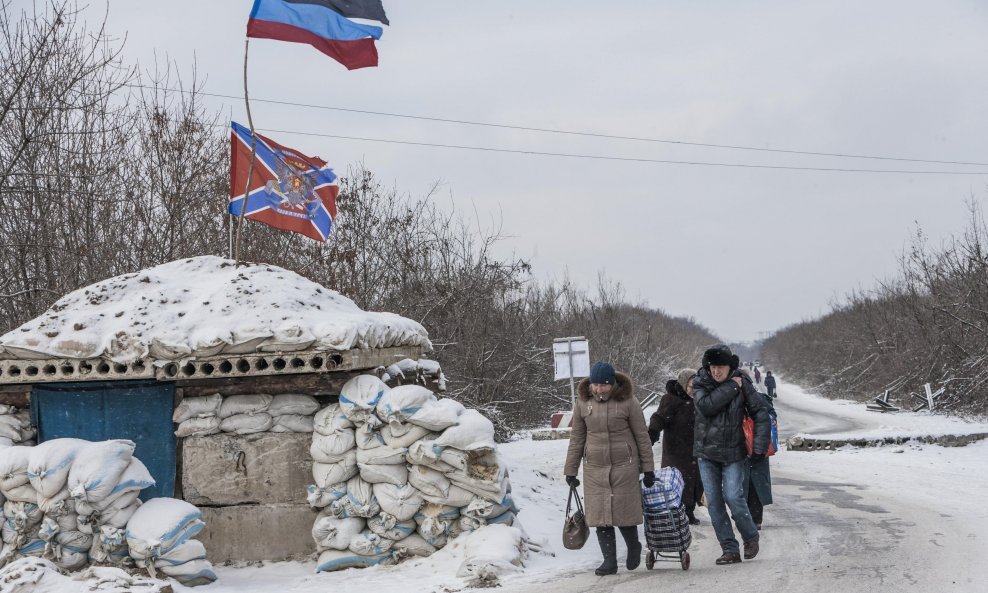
[0,256,430,363]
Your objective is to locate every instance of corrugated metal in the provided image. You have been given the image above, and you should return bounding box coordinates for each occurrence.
[32,380,176,499]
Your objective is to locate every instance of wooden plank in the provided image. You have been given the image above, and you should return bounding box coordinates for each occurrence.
[177,370,360,398]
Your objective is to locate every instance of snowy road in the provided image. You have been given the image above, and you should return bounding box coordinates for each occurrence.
[493,379,988,593]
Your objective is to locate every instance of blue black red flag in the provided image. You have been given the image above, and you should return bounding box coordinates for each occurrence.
[246,0,387,69]
[228,122,339,242]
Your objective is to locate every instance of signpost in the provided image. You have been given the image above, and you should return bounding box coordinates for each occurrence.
[553,336,590,411]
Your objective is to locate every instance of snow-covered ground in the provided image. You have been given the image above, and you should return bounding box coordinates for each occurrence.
[6,375,987,592]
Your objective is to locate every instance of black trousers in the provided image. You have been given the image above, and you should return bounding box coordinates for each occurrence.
[747,486,763,525]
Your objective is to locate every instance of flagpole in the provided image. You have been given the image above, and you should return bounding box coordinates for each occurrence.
[234,37,258,266]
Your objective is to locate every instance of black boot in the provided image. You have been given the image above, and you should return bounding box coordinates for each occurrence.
[594,527,618,575]
[619,526,642,570]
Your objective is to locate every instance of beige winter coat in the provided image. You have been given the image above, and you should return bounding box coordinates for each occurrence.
[564,372,655,527]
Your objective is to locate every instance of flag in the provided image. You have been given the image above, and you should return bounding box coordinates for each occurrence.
[228,121,339,243]
[286,0,389,26]
[247,0,385,70]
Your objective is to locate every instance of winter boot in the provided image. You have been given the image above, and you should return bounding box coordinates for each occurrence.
[619,526,642,570]
[594,528,618,576]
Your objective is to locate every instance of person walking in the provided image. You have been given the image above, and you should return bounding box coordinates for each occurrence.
[648,368,704,525]
[565,362,655,576]
[745,391,777,530]
[753,367,761,385]
[764,371,777,398]
[693,344,771,566]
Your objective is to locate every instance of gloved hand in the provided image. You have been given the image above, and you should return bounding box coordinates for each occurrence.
[642,471,655,488]
[565,475,580,487]
[749,452,766,462]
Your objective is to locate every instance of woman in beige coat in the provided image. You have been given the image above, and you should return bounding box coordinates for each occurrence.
[564,362,655,575]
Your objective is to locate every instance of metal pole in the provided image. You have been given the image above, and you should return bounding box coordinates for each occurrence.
[567,340,576,411]
[234,37,258,266]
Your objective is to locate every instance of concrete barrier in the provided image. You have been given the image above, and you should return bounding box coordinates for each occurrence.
[198,503,318,562]
[786,432,988,451]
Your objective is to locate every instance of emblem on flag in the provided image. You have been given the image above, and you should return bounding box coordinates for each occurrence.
[229,122,339,242]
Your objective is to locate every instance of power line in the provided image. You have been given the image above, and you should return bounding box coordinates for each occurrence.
[124,82,988,168]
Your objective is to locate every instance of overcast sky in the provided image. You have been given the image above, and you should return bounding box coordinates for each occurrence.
[21,0,988,342]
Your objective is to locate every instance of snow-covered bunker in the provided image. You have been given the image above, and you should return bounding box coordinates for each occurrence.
[0,256,436,562]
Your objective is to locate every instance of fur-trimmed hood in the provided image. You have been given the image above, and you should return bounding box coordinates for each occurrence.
[665,379,690,401]
[578,371,633,401]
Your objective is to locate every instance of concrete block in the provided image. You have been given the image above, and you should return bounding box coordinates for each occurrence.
[198,503,318,562]
[182,432,311,505]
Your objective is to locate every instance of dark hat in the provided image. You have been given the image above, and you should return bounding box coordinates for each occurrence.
[589,361,616,385]
[676,368,696,392]
[702,344,737,369]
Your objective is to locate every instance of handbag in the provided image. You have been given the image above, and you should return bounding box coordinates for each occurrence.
[741,386,777,458]
[562,485,590,550]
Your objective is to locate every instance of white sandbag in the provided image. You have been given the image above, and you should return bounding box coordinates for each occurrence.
[218,394,273,418]
[407,465,450,499]
[349,530,394,556]
[312,515,364,551]
[312,451,358,487]
[100,458,155,506]
[0,405,17,415]
[268,394,320,417]
[487,510,517,526]
[310,430,356,463]
[315,548,395,572]
[271,414,314,433]
[354,422,385,450]
[367,513,416,541]
[338,375,389,424]
[174,417,222,438]
[313,403,354,436]
[101,499,141,529]
[0,437,13,449]
[158,558,217,586]
[372,484,423,521]
[49,530,93,570]
[2,482,37,503]
[329,476,380,519]
[376,385,436,425]
[462,493,517,520]
[447,471,509,504]
[27,438,90,499]
[457,514,485,533]
[78,487,140,517]
[125,498,204,560]
[307,482,347,508]
[172,393,222,423]
[37,489,71,515]
[89,525,130,565]
[408,398,464,431]
[355,446,405,466]
[48,508,78,533]
[153,539,206,566]
[419,483,475,508]
[405,440,455,473]
[414,503,459,544]
[0,446,34,486]
[357,463,408,486]
[455,524,525,580]
[0,416,21,441]
[381,424,434,450]
[219,412,274,434]
[392,532,436,558]
[433,409,496,453]
[67,440,135,504]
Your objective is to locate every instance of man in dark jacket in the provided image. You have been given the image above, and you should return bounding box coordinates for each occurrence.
[693,344,771,565]
[764,371,777,398]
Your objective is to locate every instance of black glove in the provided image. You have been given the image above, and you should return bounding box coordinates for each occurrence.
[642,471,655,488]
[749,452,766,462]
[565,475,580,487]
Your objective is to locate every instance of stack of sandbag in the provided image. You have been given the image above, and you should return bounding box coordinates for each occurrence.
[125,498,215,587]
[174,393,319,437]
[382,358,447,391]
[308,375,517,573]
[0,446,41,563]
[0,406,36,448]
[27,438,92,570]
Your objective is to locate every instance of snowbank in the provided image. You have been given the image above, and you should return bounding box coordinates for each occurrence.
[0,256,431,363]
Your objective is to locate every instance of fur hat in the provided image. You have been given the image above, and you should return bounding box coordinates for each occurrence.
[589,361,616,385]
[676,368,696,392]
[702,344,737,369]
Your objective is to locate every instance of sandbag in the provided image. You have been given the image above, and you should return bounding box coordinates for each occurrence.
[330,476,379,519]
[270,414,314,433]
[218,394,273,418]
[354,422,385,450]
[462,493,518,520]
[307,482,348,509]
[381,424,433,450]
[372,484,423,521]
[100,499,142,530]
[312,515,364,551]
[48,530,93,570]
[172,394,222,423]
[0,416,21,442]
[405,441,456,473]
[414,503,459,544]
[125,498,204,560]
[99,458,155,507]
[89,525,131,566]
[174,417,221,438]
[37,489,72,515]
[78,488,140,517]
[219,412,274,434]
[349,530,394,556]
[338,375,389,424]
[433,409,496,453]
[408,398,464,431]
[407,465,450,499]
[310,430,356,463]
[27,438,90,499]
[357,463,408,486]
[313,403,354,436]
[158,558,217,586]
[456,524,525,580]
[367,513,416,541]
[355,446,405,466]
[419,483,475,508]
[2,483,37,503]
[315,548,395,572]
[153,539,206,566]
[268,394,320,417]
[312,451,358,487]
[67,440,135,504]
[376,385,436,425]
[392,532,436,558]
[447,471,509,504]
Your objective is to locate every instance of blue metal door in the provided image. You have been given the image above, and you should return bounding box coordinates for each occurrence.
[32,380,176,499]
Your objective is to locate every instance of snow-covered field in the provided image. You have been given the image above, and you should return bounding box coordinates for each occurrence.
[5,376,987,592]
